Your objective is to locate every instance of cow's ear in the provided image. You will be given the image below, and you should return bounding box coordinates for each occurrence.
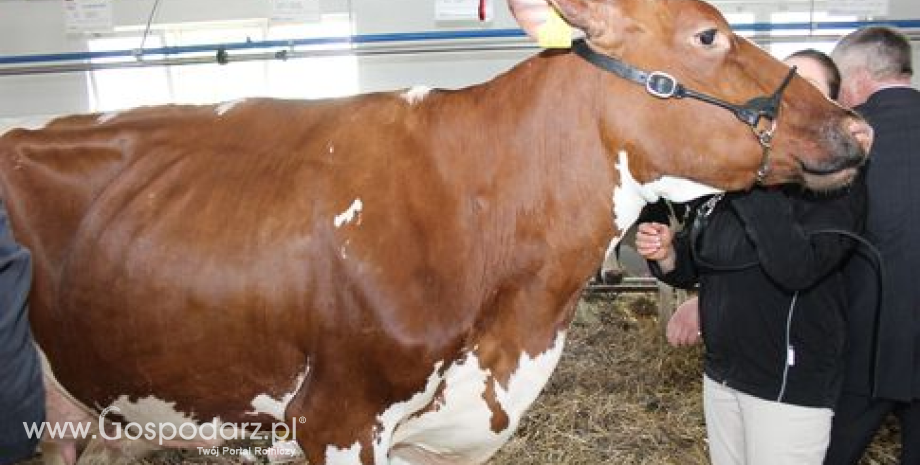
[509,0,605,42]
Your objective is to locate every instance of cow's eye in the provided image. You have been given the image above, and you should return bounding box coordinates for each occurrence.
[697,28,718,47]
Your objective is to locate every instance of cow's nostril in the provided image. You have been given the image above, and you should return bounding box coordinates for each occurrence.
[848,118,874,155]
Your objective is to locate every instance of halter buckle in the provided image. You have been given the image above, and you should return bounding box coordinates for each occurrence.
[752,118,778,149]
[646,72,679,99]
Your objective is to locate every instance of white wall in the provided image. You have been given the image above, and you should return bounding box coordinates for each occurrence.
[348,0,527,93]
[0,0,918,118]
[0,0,531,117]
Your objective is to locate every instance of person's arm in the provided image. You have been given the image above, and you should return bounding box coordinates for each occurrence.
[729,180,866,292]
[0,202,44,465]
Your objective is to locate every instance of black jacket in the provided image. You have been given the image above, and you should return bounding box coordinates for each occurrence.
[843,87,920,402]
[651,182,866,409]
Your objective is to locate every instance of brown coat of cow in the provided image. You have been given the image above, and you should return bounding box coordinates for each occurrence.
[0,0,870,463]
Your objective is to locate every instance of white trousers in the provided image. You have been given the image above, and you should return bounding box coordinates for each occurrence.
[702,375,834,465]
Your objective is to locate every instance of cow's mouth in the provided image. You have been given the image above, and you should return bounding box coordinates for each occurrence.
[799,154,864,192]
[801,165,860,192]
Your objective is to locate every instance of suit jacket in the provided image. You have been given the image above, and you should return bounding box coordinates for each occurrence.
[843,86,920,401]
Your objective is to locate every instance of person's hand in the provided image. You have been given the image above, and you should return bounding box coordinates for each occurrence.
[635,222,676,273]
[635,222,674,260]
[667,296,702,347]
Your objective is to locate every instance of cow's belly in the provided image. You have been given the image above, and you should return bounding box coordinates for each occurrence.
[379,331,567,464]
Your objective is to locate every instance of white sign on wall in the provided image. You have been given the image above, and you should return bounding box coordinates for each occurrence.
[827,0,889,17]
[270,0,321,23]
[436,0,493,22]
[63,0,113,34]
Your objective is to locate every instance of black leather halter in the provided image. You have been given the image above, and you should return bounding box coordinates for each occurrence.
[572,38,797,184]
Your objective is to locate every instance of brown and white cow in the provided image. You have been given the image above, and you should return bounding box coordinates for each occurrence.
[0,0,870,464]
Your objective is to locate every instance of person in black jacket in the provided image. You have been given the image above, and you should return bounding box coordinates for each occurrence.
[636,50,867,465]
[824,26,920,465]
[0,198,44,465]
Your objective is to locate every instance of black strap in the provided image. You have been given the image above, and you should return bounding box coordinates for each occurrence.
[572,39,687,99]
[572,39,658,89]
[571,38,795,130]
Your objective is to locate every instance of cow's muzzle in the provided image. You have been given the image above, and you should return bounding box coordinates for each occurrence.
[800,115,873,191]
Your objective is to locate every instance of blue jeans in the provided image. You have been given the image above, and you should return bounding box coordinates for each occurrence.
[0,200,43,465]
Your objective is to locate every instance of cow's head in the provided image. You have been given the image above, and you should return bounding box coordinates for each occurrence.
[510,0,872,196]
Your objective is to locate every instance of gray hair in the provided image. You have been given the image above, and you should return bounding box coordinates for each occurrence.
[832,26,913,80]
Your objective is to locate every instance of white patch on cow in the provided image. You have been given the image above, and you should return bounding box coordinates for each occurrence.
[109,395,199,426]
[610,150,652,260]
[106,395,237,446]
[324,441,362,465]
[216,99,246,116]
[609,151,722,260]
[247,365,310,421]
[643,176,722,203]
[386,354,495,462]
[0,116,53,137]
[328,142,335,154]
[401,86,431,105]
[372,361,445,463]
[97,111,122,124]
[334,199,363,228]
[385,332,567,463]
[493,331,566,421]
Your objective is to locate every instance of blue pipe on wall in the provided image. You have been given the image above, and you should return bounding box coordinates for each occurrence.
[1,19,919,66]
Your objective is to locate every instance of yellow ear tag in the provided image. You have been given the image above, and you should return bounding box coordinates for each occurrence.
[537,9,573,49]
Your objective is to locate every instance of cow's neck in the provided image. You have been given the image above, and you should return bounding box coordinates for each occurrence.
[416,50,628,324]
[466,50,628,248]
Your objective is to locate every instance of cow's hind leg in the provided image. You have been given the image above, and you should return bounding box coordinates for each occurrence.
[40,441,78,465]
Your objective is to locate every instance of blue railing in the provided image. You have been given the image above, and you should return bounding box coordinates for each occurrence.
[1,19,919,66]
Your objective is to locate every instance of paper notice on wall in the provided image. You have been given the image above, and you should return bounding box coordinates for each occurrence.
[63,0,113,34]
[270,0,321,23]
[827,0,888,17]
[436,0,493,22]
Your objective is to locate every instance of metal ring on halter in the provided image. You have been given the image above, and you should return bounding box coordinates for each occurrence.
[752,118,778,148]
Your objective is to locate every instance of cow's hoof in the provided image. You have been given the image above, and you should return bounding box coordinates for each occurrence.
[599,269,624,285]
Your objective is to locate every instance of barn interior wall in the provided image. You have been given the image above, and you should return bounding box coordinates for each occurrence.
[0,0,918,119]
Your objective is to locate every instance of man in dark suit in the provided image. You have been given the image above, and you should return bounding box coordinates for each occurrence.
[825,26,920,465]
